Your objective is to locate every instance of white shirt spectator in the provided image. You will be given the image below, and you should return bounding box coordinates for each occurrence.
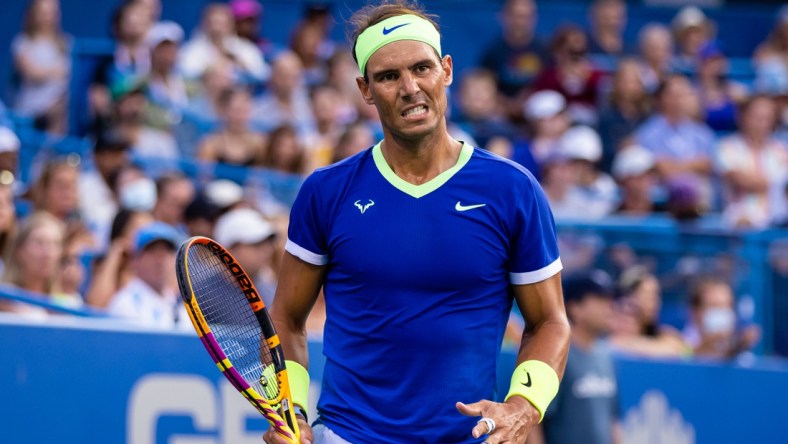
[109,277,190,330]
[178,33,268,83]
[11,34,71,117]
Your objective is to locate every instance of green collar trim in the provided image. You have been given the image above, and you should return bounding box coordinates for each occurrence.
[372,141,473,198]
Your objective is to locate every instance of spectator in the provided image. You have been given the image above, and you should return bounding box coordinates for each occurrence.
[152,174,194,228]
[331,122,374,164]
[325,50,365,125]
[183,192,221,237]
[230,0,273,57]
[0,183,17,274]
[717,95,788,228]
[185,61,235,124]
[178,3,268,84]
[12,0,71,135]
[213,208,278,306]
[480,0,547,110]
[145,21,189,129]
[612,146,664,216]
[114,164,157,212]
[108,221,187,329]
[522,90,571,167]
[610,266,688,358]
[540,152,585,220]
[530,271,621,444]
[753,5,788,72]
[454,69,519,150]
[635,75,715,188]
[54,224,93,307]
[694,41,748,133]
[30,157,81,225]
[306,85,347,169]
[135,0,162,24]
[85,209,153,308]
[197,87,267,167]
[671,6,714,74]
[291,20,330,87]
[0,212,66,318]
[78,129,130,246]
[251,50,316,139]
[261,125,307,175]
[598,59,651,173]
[0,127,20,182]
[90,0,152,120]
[683,276,760,359]
[534,25,605,126]
[558,126,618,219]
[637,23,675,94]
[586,0,630,57]
[109,76,179,159]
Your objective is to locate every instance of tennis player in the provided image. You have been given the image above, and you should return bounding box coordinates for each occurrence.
[265,2,570,443]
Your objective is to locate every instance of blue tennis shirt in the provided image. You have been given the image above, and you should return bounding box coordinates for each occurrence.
[286,142,561,443]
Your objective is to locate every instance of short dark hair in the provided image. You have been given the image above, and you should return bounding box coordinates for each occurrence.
[688,276,730,309]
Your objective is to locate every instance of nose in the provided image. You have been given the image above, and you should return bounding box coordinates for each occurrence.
[399,71,420,98]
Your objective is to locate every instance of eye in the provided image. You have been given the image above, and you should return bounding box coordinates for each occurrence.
[415,64,430,74]
[379,72,398,82]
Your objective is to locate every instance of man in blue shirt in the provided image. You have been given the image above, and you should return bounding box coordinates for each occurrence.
[264,2,569,443]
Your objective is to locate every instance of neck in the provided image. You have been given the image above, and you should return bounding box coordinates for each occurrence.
[743,132,767,148]
[380,122,459,185]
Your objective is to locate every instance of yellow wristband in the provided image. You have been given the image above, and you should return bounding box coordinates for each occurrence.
[504,360,559,423]
[285,360,310,411]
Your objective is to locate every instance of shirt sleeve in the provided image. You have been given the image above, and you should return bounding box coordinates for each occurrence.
[509,172,562,285]
[285,173,329,266]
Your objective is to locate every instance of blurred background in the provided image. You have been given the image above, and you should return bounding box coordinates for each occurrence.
[1,0,787,443]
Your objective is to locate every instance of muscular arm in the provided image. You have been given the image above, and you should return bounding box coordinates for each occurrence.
[269,252,326,367]
[513,272,571,381]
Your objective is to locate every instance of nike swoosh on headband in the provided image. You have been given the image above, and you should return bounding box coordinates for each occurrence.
[382,23,410,35]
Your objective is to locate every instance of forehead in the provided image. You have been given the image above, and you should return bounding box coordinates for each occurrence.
[365,40,440,74]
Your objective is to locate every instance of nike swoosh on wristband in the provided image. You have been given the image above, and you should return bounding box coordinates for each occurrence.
[382,23,410,35]
[455,202,486,211]
[522,372,532,388]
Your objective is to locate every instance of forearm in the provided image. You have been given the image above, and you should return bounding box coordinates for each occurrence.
[517,316,571,378]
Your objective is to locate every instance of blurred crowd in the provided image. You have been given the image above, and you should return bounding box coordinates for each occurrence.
[0,0,785,361]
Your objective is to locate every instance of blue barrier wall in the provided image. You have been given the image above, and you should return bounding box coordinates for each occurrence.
[3,316,788,443]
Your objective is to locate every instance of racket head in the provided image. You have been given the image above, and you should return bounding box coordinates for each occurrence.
[176,236,301,442]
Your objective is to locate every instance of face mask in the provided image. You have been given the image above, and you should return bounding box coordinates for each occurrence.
[119,177,157,211]
[701,307,735,334]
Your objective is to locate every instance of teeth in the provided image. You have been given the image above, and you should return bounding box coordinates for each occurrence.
[403,106,427,117]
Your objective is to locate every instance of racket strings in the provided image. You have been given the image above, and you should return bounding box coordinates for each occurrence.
[188,244,282,403]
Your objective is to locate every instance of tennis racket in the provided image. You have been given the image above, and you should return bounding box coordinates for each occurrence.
[175,236,301,443]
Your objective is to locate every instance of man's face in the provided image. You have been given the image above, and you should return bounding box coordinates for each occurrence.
[135,241,176,291]
[229,239,275,276]
[571,294,615,336]
[357,40,452,143]
[156,179,194,225]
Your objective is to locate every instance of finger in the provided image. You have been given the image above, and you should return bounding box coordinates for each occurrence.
[455,400,488,417]
[472,420,493,439]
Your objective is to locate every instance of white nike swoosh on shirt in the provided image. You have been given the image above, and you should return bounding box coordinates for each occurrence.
[455,202,487,211]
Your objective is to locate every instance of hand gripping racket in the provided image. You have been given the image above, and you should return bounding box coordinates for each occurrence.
[175,236,300,443]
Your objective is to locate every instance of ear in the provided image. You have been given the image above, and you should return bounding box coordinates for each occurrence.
[355,76,374,106]
[441,55,453,88]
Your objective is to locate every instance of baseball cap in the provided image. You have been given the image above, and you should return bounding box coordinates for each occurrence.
[205,179,244,210]
[558,126,602,162]
[562,270,614,304]
[110,75,146,102]
[698,40,724,62]
[230,0,263,19]
[94,128,130,153]
[524,90,566,120]
[133,221,183,254]
[214,208,276,247]
[672,6,707,32]
[612,146,656,179]
[146,21,184,48]
[0,126,20,154]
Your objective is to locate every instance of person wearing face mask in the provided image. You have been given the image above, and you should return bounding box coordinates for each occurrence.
[683,277,761,360]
